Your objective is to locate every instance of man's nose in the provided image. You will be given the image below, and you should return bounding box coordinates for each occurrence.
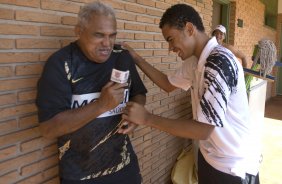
[102,37,111,46]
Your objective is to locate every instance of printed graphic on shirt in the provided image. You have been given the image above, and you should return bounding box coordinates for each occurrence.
[81,138,131,180]
[59,140,70,160]
[71,89,129,117]
[200,46,238,127]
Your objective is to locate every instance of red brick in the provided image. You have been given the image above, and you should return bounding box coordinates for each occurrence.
[162,42,169,49]
[21,155,58,176]
[18,90,37,103]
[16,39,60,49]
[117,21,125,30]
[41,26,75,37]
[0,145,17,161]
[0,52,40,63]
[125,23,146,31]
[146,25,161,33]
[39,52,53,62]
[21,137,56,153]
[0,78,38,91]
[61,16,77,25]
[0,93,17,106]
[102,0,125,10]
[136,15,155,24]
[161,56,177,63]
[0,8,14,20]
[0,103,37,120]
[116,12,136,21]
[154,34,165,41]
[0,39,14,49]
[18,114,38,129]
[137,0,155,7]
[126,42,145,49]
[41,0,81,13]
[15,64,43,76]
[0,24,38,36]
[145,42,162,49]
[154,17,160,25]
[135,33,154,40]
[125,4,146,14]
[136,49,153,57]
[0,150,38,177]
[43,177,60,184]
[18,166,59,184]
[155,1,170,10]
[116,32,134,39]
[0,127,40,147]
[146,8,163,17]
[0,66,13,77]
[153,50,168,56]
[0,0,40,8]
[0,171,20,184]
[0,119,17,135]
[16,10,61,24]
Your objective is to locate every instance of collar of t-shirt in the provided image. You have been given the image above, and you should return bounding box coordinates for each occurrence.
[196,36,219,96]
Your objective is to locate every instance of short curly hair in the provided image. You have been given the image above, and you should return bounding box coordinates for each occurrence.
[78,2,116,28]
[159,4,205,32]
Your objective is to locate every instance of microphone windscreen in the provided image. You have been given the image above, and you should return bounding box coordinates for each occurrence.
[111,50,130,84]
[114,50,130,71]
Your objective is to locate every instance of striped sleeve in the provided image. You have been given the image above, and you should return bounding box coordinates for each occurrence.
[197,51,238,127]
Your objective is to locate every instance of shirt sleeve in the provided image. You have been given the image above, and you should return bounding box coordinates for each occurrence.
[36,53,72,122]
[168,57,197,91]
[197,54,238,127]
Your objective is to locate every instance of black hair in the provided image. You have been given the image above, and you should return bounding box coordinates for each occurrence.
[159,4,205,32]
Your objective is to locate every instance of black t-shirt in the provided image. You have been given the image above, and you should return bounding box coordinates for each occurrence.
[36,42,147,181]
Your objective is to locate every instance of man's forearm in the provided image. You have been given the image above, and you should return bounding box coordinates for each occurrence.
[146,114,214,140]
[39,100,107,139]
[134,54,176,92]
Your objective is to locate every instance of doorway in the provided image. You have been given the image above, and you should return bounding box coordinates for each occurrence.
[212,0,230,43]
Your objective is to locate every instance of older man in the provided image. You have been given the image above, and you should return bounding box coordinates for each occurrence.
[36,2,147,183]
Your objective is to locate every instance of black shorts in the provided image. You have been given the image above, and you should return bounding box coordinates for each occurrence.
[60,160,142,184]
[198,150,260,184]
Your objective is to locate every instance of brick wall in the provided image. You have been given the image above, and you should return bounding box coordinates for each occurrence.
[1,0,278,183]
[229,0,277,99]
[0,0,213,183]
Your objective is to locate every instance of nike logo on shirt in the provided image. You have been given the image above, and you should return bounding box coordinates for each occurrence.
[71,77,83,83]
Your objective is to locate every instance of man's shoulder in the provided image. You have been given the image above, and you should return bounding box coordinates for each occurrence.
[48,42,75,62]
[207,46,238,71]
[110,44,134,64]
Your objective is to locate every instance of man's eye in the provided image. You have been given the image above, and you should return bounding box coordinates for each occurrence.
[94,34,103,38]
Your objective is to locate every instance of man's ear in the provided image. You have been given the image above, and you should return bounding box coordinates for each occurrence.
[74,25,81,37]
[185,22,195,36]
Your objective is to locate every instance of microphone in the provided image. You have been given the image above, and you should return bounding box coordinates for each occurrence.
[110,49,131,129]
[110,50,130,84]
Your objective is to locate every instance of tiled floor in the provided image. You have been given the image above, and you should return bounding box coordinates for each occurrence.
[259,95,282,184]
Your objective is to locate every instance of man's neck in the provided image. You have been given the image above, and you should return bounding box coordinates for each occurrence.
[194,32,210,59]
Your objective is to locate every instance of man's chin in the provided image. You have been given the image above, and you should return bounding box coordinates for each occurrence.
[88,54,110,63]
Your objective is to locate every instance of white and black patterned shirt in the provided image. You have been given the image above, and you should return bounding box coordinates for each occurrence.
[168,37,261,178]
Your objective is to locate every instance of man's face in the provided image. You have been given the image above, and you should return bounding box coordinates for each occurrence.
[76,14,117,63]
[213,30,225,44]
[162,24,195,60]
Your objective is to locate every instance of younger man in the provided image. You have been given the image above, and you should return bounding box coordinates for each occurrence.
[122,4,260,184]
